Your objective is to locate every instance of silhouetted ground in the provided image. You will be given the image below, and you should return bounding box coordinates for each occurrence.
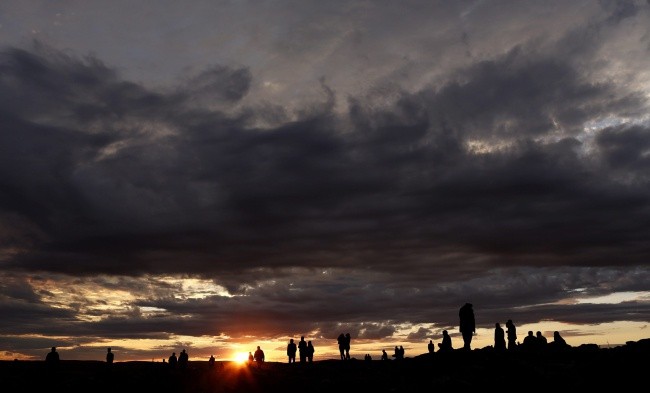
[2,339,648,393]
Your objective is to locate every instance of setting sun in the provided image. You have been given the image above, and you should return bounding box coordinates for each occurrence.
[233,351,250,364]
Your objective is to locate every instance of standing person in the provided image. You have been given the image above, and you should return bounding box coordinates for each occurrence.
[298,336,308,363]
[106,347,114,364]
[428,339,435,354]
[344,333,351,360]
[254,346,265,367]
[505,319,517,350]
[287,339,297,363]
[46,346,60,363]
[307,341,315,363]
[208,355,215,368]
[494,323,506,351]
[168,352,177,368]
[45,346,60,373]
[178,349,189,370]
[337,333,346,360]
[247,352,254,364]
[459,303,476,350]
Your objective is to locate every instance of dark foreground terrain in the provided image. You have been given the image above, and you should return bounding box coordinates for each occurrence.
[3,339,649,393]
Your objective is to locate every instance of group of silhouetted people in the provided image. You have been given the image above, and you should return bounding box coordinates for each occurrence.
[287,336,315,363]
[167,349,189,369]
[428,304,572,355]
[392,345,405,360]
[45,346,115,371]
[43,303,575,367]
[495,319,569,352]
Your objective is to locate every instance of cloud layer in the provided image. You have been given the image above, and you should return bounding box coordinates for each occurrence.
[0,0,649,359]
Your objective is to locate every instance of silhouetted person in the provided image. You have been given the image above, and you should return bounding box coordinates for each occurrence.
[46,346,60,362]
[549,331,570,351]
[248,352,254,364]
[459,303,475,350]
[106,347,114,364]
[298,336,308,363]
[178,349,188,370]
[536,331,548,347]
[364,353,372,361]
[428,339,435,354]
[381,349,389,360]
[287,338,297,363]
[208,355,215,368]
[45,346,60,370]
[522,330,537,351]
[45,346,60,374]
[494,323,506,351]
[438,330,452,352]
[392,345,400,359]
[168,352,177,368]
[254,346,265,367]
[337,333,346,360]
[307,341,315,363]
[344,333,351,360]
[506,319,517,350]
[399,345,405,359]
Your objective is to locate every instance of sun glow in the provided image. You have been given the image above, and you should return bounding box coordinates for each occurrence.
[233,351,250,364]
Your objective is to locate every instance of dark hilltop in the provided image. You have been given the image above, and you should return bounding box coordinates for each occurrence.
[2,339,648,393]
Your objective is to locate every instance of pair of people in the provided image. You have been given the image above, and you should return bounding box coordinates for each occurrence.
[392,345,405,359]
[337,333,351,360]
[435,302,475,352]
[167,349,189,368]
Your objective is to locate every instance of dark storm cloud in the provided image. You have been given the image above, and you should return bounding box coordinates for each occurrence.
[1,40,649,279]
[596,124,650,173]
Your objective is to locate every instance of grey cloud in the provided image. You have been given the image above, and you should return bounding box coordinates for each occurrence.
[599,0,643,23]
[1,41,648,283]
[181,65,252,103]
[1,49,648,276]
[406,327,432,341]
[0,299,78,335]
[596,124,650,174]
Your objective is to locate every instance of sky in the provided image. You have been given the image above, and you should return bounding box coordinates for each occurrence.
[0,0,649,363]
